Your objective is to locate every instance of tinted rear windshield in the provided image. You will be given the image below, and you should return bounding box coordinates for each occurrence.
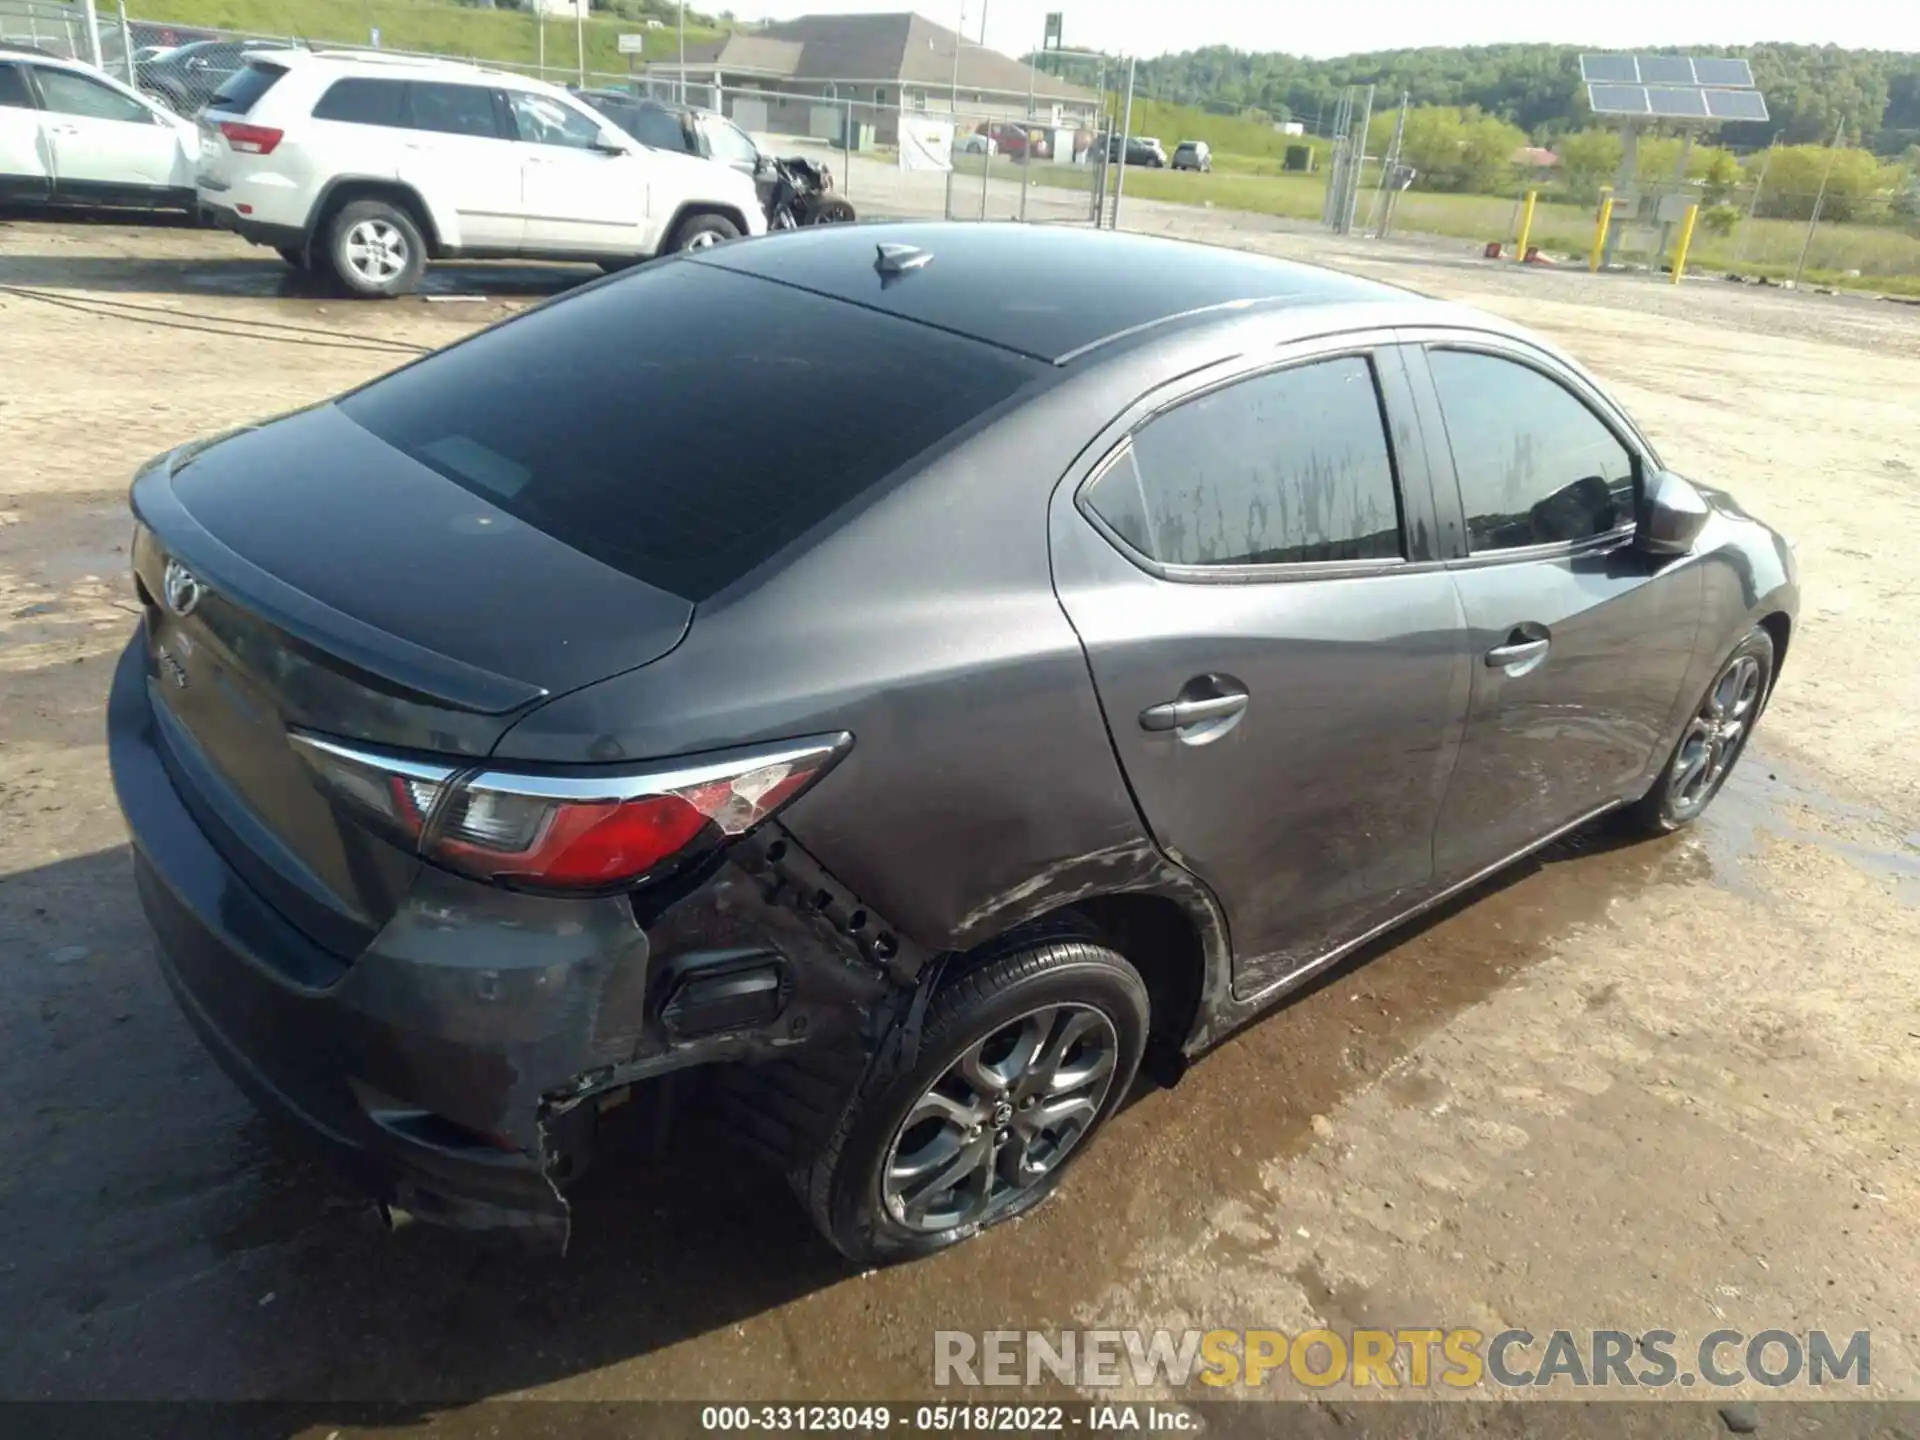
[339,262,1040,600]
[210,60,286,113]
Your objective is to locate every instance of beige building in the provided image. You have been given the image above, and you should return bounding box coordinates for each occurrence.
[642,11,1102,147]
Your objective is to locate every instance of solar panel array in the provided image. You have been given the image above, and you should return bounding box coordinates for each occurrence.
[1579,54,1767,123]
[1579,54,1755,87]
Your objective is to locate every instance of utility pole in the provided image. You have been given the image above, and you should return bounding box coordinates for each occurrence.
[1792,116,1847,288]
[678,0,686,103]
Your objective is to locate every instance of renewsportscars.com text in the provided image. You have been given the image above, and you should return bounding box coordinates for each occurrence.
[934,1328,1871,1391]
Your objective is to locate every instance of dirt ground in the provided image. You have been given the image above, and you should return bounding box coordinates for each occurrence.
[1,206,1917,1432]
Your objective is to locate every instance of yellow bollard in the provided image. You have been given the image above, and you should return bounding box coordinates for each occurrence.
[1514,189,1538,262]
[1670,201,1700,285]
[1588,192,1614,272]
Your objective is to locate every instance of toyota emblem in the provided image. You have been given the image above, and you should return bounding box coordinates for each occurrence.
[162,559,205,617]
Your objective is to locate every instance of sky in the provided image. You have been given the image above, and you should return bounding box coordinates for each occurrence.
[724,0,1920,60]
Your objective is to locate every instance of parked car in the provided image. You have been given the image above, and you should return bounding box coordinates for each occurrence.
[956,130,995,156]
[975,121,1048,160]
[576,88,853,228]
[1104,132,1167,167]
[0,48,198,214]
[195,51,766,296]
[1171,139,1210,172]
[133,37,297,115]
[110,223,1795,1265]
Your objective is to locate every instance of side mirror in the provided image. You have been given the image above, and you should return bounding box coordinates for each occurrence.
[1638,468,1711,556]
[591,135,628,156]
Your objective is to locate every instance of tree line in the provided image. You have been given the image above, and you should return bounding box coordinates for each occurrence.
[1130,42,1920,158]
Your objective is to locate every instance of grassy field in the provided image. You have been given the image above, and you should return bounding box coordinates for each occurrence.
[964,155,1920,295]
[125,0,713,75]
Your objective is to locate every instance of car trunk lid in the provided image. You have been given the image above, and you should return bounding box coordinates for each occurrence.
[130,404,693,956]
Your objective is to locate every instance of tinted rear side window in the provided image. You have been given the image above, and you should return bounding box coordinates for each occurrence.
[406,82,501,138]
[1086,355,1403,569]
[339,263,1039,600]
[311,76,407,126]
[210,61,285,113]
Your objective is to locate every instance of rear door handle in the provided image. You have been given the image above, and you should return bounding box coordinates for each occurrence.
[1140,693,1248,731]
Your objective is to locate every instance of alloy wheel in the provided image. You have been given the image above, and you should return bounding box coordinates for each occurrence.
[882,1003,1119,1232]
[1668,650,1765,818]
[685,229,722,250]
[344,219,408,284]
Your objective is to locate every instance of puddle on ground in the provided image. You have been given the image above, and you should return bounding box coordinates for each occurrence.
[1699,754,1920,907]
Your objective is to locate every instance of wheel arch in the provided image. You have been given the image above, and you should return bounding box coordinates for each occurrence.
[1757,610,1791,690]
[663,200,752,250]
[307,178,444,257]
[955,884,1228,1084]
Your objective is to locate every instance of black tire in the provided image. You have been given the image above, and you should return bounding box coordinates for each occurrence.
[596,258,640,274]
[275,245,307,270]
[1626,625,1775,834]
[322,197,426,299]
[796,938,1148,1266]
[803,194,856,225]
[667,212,742,253]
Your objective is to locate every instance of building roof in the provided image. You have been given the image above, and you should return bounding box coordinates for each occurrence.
[692,222,1412,366]
[659,11,1096,104]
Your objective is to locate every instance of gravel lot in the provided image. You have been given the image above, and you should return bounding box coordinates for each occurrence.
[2,198,1917,1430]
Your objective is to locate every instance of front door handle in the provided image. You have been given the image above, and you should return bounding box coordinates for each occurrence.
[1140,692,1248,732]
[1485,632,1551,672]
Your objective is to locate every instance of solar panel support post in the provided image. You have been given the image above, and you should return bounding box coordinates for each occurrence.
[1792,116,1846,288]
[1602,122,1639,269]
[1656,130,1694,261]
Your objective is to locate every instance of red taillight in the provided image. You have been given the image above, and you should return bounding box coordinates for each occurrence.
[292,733,849,893]
[218,121,283,155]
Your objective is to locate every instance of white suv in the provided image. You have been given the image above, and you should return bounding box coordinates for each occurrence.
[196,50,767,296]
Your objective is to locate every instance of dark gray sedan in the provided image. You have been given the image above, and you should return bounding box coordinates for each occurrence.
[109,223,1796,1263]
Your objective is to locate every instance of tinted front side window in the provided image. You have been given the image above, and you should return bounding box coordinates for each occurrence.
[210,60,285,113]
[311,76,406,126]
[339,263,1038,600]
[1086,355,1403,569]
[1428,349,1636,553]
[406,82,501,139]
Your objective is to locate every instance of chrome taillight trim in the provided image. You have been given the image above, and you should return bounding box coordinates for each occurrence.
[460,733,853,811]
[288,731,463,788]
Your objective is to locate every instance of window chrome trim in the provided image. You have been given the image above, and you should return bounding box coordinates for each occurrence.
[1443,521,1640,571]
[1073,343,1418,585]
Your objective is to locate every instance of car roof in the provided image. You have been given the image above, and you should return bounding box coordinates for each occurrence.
[693,222,1428,366]
[266,47,572,96]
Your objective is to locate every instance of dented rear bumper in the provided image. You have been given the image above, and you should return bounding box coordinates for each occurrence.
[108,633,899,1246]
